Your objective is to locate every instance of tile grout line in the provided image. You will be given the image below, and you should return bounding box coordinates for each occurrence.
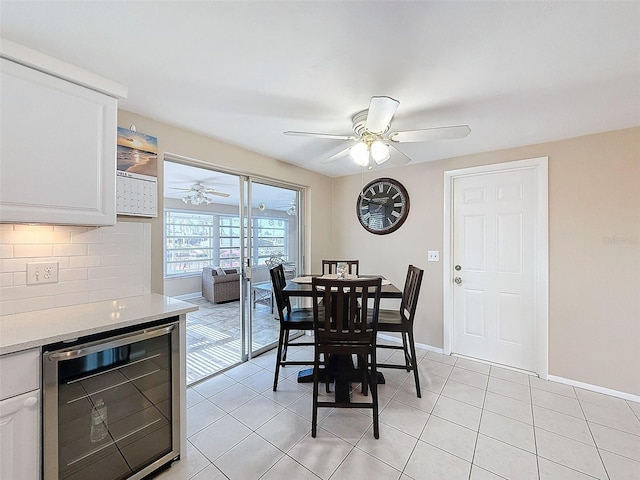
[397,353,443,478]
[529,372,541,480]
[577,391,613,480]
[183,344,639,480]
[467,365,486,480]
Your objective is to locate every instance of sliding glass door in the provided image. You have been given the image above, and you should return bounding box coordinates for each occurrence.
[244,180,302,358]
[163,159,303,384]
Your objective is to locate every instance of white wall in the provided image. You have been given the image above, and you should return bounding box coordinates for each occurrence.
[332,127,640,397]
[118,110,334,296]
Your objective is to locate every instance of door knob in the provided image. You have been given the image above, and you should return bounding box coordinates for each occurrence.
[454,277,462,285]
[455,265,462,271]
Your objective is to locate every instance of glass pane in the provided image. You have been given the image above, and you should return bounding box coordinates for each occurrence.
[163,164,244,385]
[246,182,300,357]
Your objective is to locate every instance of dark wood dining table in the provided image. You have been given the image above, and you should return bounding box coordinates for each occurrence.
[283,274,401,403]
[283,274,402,299]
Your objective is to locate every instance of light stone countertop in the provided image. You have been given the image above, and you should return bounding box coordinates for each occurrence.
[0,294,198,355]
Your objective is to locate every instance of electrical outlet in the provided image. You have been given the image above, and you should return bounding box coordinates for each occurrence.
[427,251,440,262]
[26,262,59,285]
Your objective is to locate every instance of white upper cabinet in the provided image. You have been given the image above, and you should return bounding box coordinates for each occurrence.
[0,39,127,225]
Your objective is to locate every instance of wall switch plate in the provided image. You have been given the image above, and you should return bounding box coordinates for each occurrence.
[427,251,440,262]
[26,262,59,285]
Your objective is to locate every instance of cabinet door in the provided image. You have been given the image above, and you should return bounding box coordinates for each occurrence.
[0,58,117,225]
[0,390,40,480]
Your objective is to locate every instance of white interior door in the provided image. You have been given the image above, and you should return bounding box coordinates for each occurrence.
[451,166,539,371]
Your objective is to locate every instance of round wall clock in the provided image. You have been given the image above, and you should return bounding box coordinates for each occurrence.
[356,177,410,235]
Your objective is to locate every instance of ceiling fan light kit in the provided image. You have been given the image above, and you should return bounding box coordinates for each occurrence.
[172,180,230,205]
[350,141,370,166]
[370,140,390,163]
[284,95,471,169]
[349,137,390,168]
[182,192,212,206]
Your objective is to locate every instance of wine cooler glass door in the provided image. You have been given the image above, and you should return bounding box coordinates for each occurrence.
[43,322,180,480]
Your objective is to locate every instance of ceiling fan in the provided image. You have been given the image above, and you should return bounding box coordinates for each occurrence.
[171,180,229,205]
[284,96,470,168]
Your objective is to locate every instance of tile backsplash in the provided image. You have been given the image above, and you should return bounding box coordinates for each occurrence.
[0,221,151,315]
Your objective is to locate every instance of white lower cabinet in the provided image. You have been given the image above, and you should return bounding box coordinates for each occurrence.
[0,390,40,480]
[0,348,41,480]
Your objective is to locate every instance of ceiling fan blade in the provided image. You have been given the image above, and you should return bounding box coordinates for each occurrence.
[284,130,356,141]
[320,146,352,164]
[169,187,194,191]
[365,96,399,134]
[390,125,471,143]
[386,144,411,166]
[203,190,230,198]
[200,187,229,197]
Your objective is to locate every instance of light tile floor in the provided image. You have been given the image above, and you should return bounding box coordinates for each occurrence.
[157,341,640,480]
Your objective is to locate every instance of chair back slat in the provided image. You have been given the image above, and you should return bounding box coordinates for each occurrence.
[400,265,424,322]
[321,260,360,275]
[270,264,292,323]
[311,277,381,345]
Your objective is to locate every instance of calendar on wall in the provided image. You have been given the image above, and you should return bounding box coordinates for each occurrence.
[116,127,158,217]
[116,170,157,216]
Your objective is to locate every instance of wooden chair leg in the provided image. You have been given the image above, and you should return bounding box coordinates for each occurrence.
[401,332,411,371]
[324,353,331,393]
[282,330,290,361]
[311,352,320,438]
[361,355,369,396]
[371,351,379,439]
[408,329,421,398]
[273,329,285,391]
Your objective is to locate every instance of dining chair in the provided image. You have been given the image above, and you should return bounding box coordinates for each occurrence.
[321,259,360,275]
[270,264,315,391]
[310,276,382,438]
[376,265,424,397]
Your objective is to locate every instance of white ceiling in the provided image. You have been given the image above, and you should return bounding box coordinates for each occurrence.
[2,1,639,178]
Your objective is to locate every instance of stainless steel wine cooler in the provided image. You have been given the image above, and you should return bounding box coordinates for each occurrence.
[42,318,180,480]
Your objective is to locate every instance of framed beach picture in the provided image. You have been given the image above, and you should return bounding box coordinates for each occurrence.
[117,128,158,176]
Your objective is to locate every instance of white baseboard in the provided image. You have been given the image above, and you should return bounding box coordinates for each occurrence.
[377,333,443,354]
[547,375,640,404]
[452,354,537,377]
[173,293,202,301]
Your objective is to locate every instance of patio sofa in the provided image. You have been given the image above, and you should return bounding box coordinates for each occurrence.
[202,266,241,303]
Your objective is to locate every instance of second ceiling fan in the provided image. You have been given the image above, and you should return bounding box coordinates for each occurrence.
[284,96,470,168]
